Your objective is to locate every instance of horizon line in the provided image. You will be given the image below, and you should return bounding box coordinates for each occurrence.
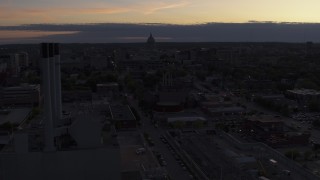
[3,21,320,27]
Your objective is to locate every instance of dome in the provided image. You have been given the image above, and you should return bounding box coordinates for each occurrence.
[147,33,155,45]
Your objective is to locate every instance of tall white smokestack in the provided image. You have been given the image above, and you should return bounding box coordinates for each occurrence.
[41,43,55,152]
[49,43,57,128]
[54,43,63,125]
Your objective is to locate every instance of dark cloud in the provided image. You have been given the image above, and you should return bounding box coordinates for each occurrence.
[1,22,320,44]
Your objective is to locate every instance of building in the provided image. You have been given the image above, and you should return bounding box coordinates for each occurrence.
[109,105,136,130]
[286,89,320,105]
[97,83,119,99]
[244,115,310,147]
[0,43,121,180]
[17,52,29,68]
[0,54,19,76]
[244,115,284,141]
[62,90,92,102]
[0,147,121,180]
[147,33,156,47]
[205,106,245,116]
[154,92,187,113]
[167,116,207,128]
[0,84,40,106]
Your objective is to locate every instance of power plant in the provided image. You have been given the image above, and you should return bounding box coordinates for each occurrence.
[0,43,121,180]
[41,43,63,151]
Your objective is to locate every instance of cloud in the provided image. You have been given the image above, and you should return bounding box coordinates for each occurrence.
[0,30,78,39]
[0,1,192,25]
[1,22,320,44]
[0,30,79,44]
[118,36,172,40]
[0,7,130,18]
[142,1,191,14]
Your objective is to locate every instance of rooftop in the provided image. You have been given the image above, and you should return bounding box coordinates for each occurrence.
[167,116,207,123]
[109,105,136,121]
[207,106,245,113]
[287,89,320,95]
[97,83,119,87]
[247,115,283,123]
[2,84,40,91]
[0,108,32,125]
[0,147,121,180]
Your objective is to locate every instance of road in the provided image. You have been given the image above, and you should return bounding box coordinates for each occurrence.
[128,97,192,180]
[243,100,320,144]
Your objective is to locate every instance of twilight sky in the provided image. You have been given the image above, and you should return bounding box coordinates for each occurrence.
[1,0,320,25]
[0,0,320,43]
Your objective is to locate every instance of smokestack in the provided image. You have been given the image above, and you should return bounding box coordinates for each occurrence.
[54,43,63,125]
[49,43,57,128]
[41,43,55,152]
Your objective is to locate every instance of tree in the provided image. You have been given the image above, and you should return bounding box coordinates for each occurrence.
[313,120,320,128]
[308,100,320,112]
[304,150,313,161]
[171,121,185,129]
[193,120,204,128]
[0,122,14,130]
[295,78,319,90]
[130,106,141,122]
[285,150,301,160]
[280,106,290,117]
[195,71,206,81]
[313,144,320,159]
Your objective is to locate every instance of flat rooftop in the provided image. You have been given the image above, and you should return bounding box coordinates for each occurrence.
[97,83,119,87]
[208,106,245,113]
[109,105,136,121]
[2,84,39,91]
[167,116,207,123]
[287,89,320,95]
[0,108,32,125]
[0,147,121,180]
[247,115,283,123]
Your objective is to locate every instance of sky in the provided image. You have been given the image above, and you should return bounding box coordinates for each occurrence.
[1,0,320,25]
[0,0,320,43]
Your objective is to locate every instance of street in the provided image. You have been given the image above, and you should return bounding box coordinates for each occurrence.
[129,97,192,180]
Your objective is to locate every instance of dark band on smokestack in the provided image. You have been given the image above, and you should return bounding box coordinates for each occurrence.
[49,43,54,57]
[41,43,48,58]
[54,43,60,55]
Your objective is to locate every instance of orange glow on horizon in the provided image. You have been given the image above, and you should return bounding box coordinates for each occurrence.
[0,30,79,40]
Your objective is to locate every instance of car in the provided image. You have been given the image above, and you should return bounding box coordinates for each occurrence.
[269,159,277,166]
[156,153,163,158]
[282,170,291,176]
[162,161,167,166]
[159,160,167,166]
[161,138,168,143]
[136,148,146,155]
